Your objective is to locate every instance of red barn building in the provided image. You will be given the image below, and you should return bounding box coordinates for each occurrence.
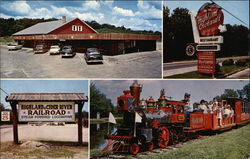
[12,17,160,55]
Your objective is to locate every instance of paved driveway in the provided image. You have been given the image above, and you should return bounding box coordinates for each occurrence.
[1,45,162,78]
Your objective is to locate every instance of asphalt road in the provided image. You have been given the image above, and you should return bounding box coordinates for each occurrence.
[163,56,249,77]
[0,124,88,143]
[0,45,162,78]
[226,68,250,79]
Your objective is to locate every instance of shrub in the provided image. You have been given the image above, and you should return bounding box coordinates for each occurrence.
[222,59,234,66]
[235,59,247,66]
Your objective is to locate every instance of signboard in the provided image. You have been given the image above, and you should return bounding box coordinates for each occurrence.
[18,102,75,122]
[196,44,220,51]
[196,3,224,36]
[198,51,216,74]
[1,111,10,121]
[199,36,223,44]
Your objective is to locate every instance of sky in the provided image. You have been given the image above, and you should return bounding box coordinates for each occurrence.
[0,80,89,112]
[0,0,162,31]
[164,0,249,28]
[92,80,249,106]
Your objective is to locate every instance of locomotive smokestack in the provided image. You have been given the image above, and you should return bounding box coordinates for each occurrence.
[130,80,142,107]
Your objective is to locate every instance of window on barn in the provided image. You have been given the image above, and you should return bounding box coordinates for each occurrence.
[78,26,83,31]
[72,25,77,31]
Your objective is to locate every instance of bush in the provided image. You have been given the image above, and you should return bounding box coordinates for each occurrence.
[222,59,234,66]
[235,59,247,66]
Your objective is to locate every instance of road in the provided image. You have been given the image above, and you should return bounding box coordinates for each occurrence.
[0,124,88,143]
[226,68,250,79]
[0,45,162,78]
[163,56,249,77]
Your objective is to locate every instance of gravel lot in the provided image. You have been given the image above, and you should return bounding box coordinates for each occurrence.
[0,45,162,78]
[0,124,88,143]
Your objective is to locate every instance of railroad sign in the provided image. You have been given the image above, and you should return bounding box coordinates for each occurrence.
[18,102,75,122]
[196,3,224,36]
[198,51,216,74]
[1,111,10,121]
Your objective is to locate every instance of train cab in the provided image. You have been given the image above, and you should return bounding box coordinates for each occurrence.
[165,100,185,124]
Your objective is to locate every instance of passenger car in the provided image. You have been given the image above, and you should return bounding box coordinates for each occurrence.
[49,45,61,55]
[85,48,103,64]
[34,45,47,54]
[60,46,75,57]
[7,42,22,50]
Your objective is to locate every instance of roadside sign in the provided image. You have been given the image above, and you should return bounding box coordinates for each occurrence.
[18,102,75,122]
[196,3,224,36]
[198,51,216,74]
[1,111,10,121]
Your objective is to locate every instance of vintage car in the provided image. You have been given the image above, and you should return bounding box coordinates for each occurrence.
[49,45,61,55]
[60,46,75,58]
[85,48,103,64]
[34,44,47,54]
[7,42,22,50]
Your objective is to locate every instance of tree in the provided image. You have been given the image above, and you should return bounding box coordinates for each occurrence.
[90,83,117,118]
[215,89,239,101]
[242,83,250,101]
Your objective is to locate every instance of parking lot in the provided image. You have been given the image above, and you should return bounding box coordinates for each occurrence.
[0,45,162,78]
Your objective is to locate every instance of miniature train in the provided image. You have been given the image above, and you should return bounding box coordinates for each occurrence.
[102,81,250,155]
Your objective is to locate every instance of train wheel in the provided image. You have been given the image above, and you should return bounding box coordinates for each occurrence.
[130,143,139,155]
[147,142,154,151]
[158,126,170,148]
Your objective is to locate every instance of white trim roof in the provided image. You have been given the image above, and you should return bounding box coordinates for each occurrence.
[13,18,98,36]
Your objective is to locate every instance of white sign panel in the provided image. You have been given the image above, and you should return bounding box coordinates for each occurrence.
[1,111,10,121]
[18,102,75,122]
[199,36,223,44]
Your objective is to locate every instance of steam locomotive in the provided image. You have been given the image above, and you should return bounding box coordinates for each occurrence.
[102,81,250,155]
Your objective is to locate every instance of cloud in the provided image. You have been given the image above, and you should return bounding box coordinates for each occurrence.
[1,1,31,15]
[136,1,162,19]
[0,0,161,31]
[113,6,134,17]
[84,1,100,10]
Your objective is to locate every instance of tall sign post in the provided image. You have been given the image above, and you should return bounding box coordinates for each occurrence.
[187,2,226,76]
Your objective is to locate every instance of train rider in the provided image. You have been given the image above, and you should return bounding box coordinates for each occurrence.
[198,99,208,113]
[183,93,193,122]
[224,105,231,118]
[208,101,213,113]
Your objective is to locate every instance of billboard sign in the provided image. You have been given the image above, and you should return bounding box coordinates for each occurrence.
[1,111,10,121]
[18,102,75,122]
[196,3,224,36]
[198,51,216,74]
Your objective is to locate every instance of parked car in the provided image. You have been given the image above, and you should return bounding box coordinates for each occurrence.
[49,45,61,55]
[85,48,103,64]
[60,46,75,57]
[34,44,47,54]
[7,42,22,50]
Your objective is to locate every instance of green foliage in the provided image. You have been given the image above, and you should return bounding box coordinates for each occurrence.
[163,6,249,62]
[215,82,250,102]
[222,59,234,66]
[0,18,161,37]
[235,59,247,66]
[90,83,117,118]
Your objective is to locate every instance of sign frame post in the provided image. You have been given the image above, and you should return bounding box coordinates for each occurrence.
[10,101,19,144]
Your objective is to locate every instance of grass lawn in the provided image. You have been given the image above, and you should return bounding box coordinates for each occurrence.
[165,64,249,79]
[130,124,250,159]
